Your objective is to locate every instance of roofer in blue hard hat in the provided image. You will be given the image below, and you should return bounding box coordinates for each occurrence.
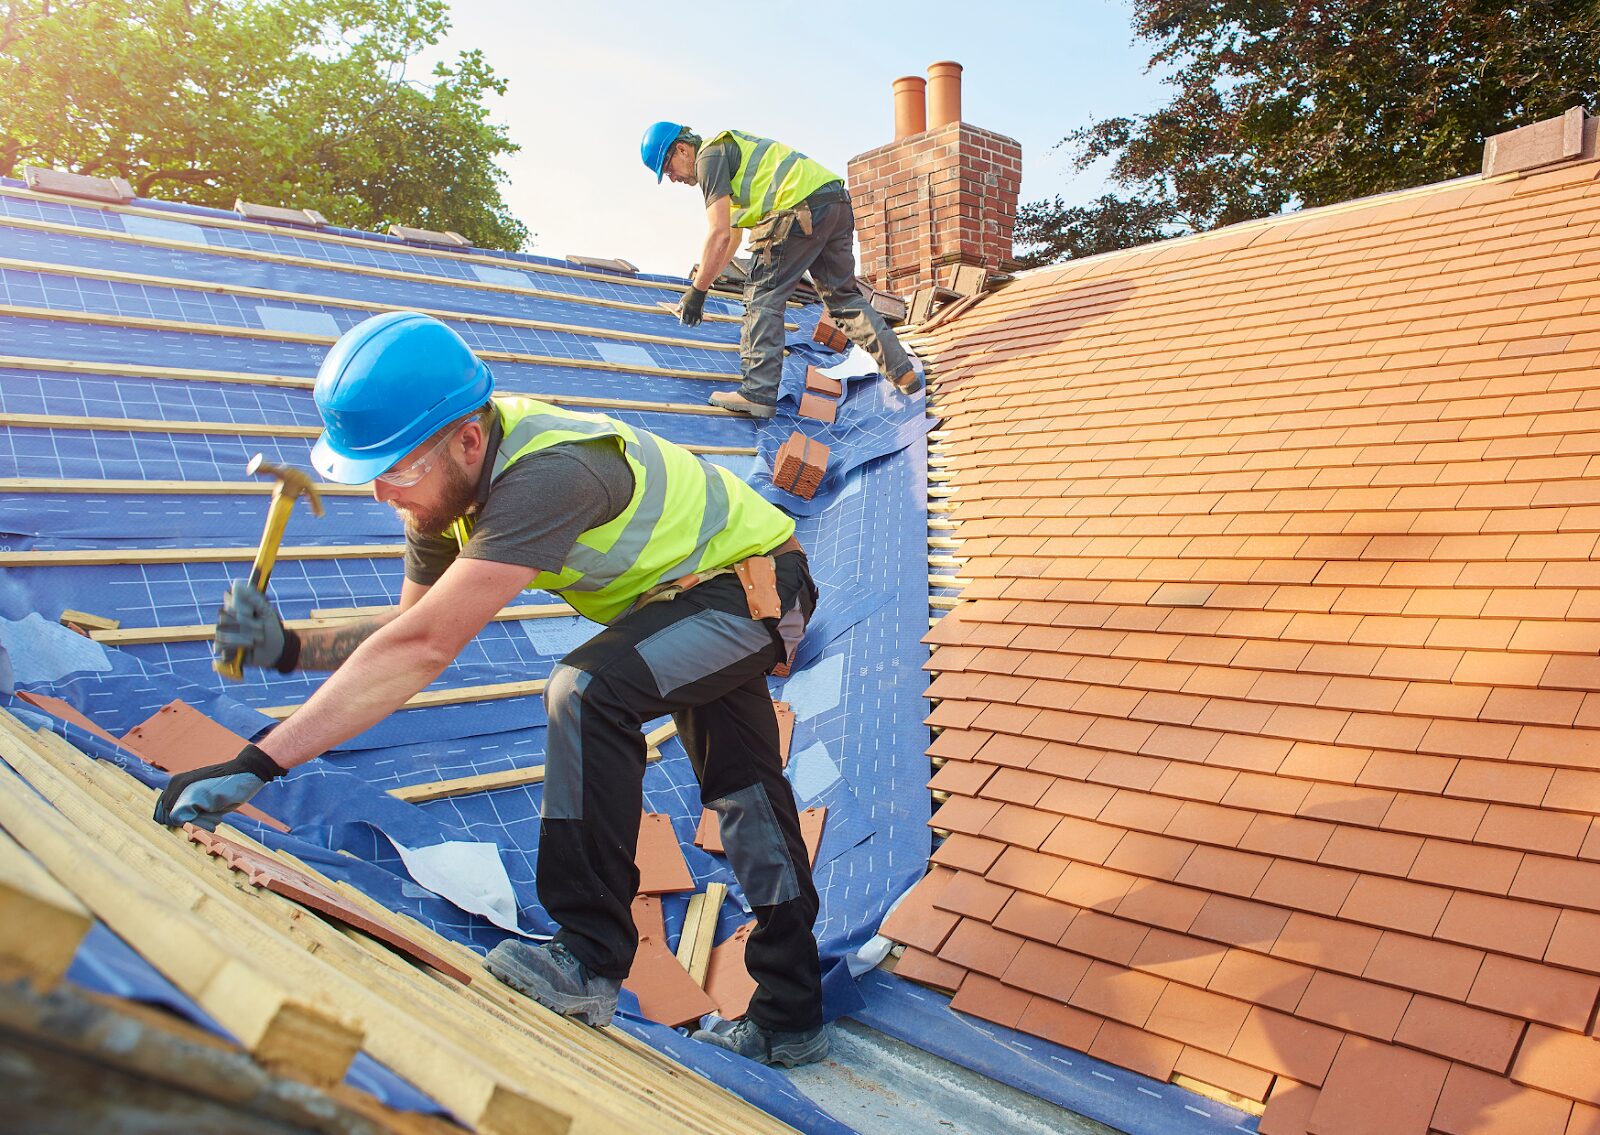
[640,120,920,418]
[153,310,830,1067]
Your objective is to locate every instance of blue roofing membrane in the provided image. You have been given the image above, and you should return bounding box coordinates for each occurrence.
[0,181,1250,1135]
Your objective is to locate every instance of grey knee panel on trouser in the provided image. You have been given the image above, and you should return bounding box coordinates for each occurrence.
[542,663,592,820]
[709,784,801,907]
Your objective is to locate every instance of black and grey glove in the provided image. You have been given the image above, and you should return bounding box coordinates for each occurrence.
[678,286,707,327]
[152,744,286,829]
[215,580,299,672]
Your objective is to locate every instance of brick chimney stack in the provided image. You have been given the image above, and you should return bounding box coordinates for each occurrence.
[846,62,1022,295]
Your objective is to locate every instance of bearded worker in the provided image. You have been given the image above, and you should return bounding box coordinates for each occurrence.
[153,311,829,1067]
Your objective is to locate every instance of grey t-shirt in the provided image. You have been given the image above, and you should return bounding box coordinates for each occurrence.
[696,138,740,207]
[404,438,634,586]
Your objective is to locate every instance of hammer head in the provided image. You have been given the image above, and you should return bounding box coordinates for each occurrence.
[246,454,325,517]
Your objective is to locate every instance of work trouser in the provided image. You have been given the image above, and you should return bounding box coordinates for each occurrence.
[738,184,913,408]
[537,550,824,1032]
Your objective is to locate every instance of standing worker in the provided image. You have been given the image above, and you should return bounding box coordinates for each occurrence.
[153,311,830,1067]
[641,121,920,418]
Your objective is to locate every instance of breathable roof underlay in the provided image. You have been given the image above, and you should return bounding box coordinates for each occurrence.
[0,178,945,1132]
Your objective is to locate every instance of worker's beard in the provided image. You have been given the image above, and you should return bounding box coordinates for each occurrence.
[395,458,478,539]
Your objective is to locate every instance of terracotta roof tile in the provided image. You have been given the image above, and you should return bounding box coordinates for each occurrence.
[1436,891,1561,959]
[1068,959,1168,1027]
[1396,995,1525,1073]
[1546,909,1600,974]
[1511,854,1600,912]
[1432,1062,1574,1135]
[1230,1005,1345,1084]
[1145,980,1252,1052]
[1308,1036,1449,1135]
[1271,911,1382,975]
[1260,1077,1320,1135]
[1479,803,1594,856]
[880,868,961,954]
[928,794,1003,836]
[1254,859,1361,917]
[932,869,1013,921]
[1512,1025,1600,1108]
[1208,948,1315,1013]
[992,890,1078,944]
[1112,879,1211,932]
[1165,799,1258,847]
[1338,874,1454,937]
[1295,970,1413,1042]
[1089,1019,1183,1081]
[986,846,1069,895]
[1468,954,1600,1032]
[929,832,1007,874]
[949,971,1033,1029]
[1238,814,1338,860]
[1382,792,1489,841]
[1318,824,1424,875]
[890,947,966,992]
[1569,1102,1600,1135]
[913,155,1600,1122]
[1096,787,1183,830]
[1036,815,1125,863]
[1060,908,1151,966]
[1016,995,1105,1051]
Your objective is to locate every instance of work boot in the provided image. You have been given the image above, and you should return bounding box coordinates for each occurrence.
[709,390,777,419]
[891,364,923,396]
[485,939,620,1027]
[691,1015,830,1067]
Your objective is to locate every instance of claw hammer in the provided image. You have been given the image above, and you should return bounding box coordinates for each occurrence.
[214,454,324,681]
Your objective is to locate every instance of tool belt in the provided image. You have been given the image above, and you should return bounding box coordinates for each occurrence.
[633,535,803,620]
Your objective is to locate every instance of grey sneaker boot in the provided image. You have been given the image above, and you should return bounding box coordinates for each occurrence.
[708,390,777,419]
[691,1015,830,1067]
[485,939,621,1027]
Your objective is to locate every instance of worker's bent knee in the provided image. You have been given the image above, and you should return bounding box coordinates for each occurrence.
[710,785,802,906]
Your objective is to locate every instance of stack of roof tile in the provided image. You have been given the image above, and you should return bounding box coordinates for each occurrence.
[893,119,1600,1132]
[772,432,830,499]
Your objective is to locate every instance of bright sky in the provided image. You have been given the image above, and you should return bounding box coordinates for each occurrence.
[418,1,1169,275]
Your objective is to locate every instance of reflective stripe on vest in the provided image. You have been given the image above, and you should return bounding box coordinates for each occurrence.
[451,396,794,624]
[709,129,842,228]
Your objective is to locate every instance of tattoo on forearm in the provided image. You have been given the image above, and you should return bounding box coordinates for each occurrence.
[295,614,397,671]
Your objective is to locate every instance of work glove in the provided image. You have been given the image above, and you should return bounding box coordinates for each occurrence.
[152,743,286,830]
[215,580,299,672]
[677,286,707,327]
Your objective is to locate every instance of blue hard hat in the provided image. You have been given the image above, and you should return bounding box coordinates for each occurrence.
[310,311,494,484]
[641,120,684,182]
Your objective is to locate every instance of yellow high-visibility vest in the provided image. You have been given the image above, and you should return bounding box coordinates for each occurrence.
[450,396,794,624]
[708,129,841,228]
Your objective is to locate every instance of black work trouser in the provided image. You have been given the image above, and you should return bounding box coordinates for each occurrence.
[739,185,913,407]
[536,551,823,1032]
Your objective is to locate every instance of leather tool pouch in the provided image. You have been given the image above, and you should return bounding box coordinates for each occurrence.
[733,556,782,621]
[748,209,801,267]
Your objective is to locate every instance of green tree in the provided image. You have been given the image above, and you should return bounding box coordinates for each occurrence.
[0,0,529,250]
[1018,1,1600,266]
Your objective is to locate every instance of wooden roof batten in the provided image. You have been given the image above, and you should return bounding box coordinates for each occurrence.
[893,106,1600,1129]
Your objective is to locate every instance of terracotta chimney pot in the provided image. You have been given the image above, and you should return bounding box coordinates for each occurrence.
[927,61,963,129]
[893,75,927,140]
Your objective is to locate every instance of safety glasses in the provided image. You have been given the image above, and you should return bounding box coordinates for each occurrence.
[375,426,460,488]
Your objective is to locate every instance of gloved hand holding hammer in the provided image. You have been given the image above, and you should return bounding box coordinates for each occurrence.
[214,580,298,672]
[153,454,318,829]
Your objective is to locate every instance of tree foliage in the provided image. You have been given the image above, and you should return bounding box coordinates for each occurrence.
[0,0,529,249]
[1017,1,1600,267]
